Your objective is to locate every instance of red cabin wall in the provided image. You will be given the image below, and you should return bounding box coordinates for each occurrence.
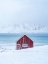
[16,35,33,50]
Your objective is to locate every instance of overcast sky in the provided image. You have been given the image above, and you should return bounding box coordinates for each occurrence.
[0,0,48,26]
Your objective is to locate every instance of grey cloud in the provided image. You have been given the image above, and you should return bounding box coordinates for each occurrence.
[0,0,48,26]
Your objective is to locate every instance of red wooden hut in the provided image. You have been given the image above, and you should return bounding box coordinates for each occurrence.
[16,35,34,50]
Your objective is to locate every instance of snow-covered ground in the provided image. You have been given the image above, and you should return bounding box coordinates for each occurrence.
[0,24,48,33]
[0,44,48,64]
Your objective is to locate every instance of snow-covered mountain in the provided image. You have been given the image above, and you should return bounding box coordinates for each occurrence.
[0,24,48,33]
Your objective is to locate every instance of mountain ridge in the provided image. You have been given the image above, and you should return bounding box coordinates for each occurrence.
[0,24,48,33]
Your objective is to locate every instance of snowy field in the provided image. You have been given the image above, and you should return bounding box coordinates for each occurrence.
[0,44,48,64]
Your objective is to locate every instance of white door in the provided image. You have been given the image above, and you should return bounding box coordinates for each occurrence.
[17,44,21,50]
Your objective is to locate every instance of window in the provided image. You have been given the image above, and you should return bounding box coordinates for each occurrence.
[22,44,28,47]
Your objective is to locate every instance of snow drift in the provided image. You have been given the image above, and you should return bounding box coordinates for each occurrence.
[0,45,48,64]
